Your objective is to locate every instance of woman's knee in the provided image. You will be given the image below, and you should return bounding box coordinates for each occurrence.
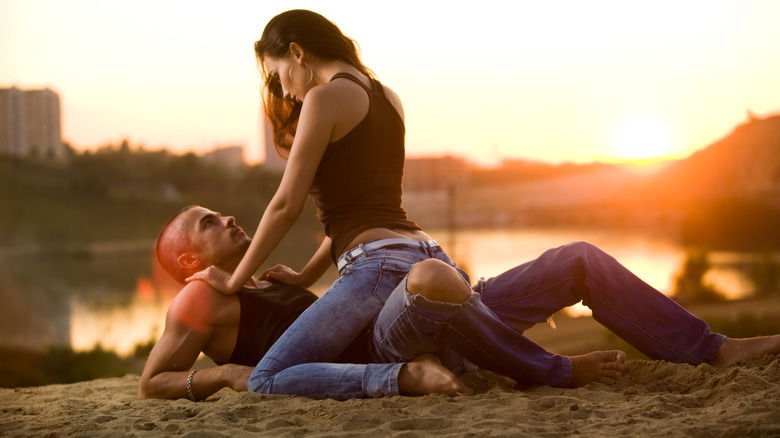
[407,259,471,303]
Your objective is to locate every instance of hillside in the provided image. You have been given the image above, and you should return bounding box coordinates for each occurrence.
[631,114,780,205]
[626,114,780,249]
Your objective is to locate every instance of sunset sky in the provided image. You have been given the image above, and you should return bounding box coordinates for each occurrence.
[2,0,779,166]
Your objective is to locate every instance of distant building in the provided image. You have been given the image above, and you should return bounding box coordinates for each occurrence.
[202,145,245,169]
[262,117,287,172]
[0,87,64,159]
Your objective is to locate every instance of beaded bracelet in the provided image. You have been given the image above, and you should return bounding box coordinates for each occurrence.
[186,369,198,401]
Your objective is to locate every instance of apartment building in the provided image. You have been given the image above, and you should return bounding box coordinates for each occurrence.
[0,87,64,159]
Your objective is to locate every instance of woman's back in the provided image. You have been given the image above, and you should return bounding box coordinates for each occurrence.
[309,73,421,261]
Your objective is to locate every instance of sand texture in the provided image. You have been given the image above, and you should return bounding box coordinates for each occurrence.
[1,355,778,437]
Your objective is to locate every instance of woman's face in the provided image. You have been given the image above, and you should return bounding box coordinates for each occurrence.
[261,55,308,102]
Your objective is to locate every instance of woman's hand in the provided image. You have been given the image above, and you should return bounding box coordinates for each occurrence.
[260,264,309,287]
[185,266,239,295]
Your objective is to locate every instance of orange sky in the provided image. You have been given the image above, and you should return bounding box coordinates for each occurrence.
[2,0,779,166]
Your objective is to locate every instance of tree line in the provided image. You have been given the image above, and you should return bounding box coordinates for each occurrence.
[0,141,320,249]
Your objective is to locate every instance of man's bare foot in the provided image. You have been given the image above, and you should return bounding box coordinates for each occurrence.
[569,350,626,387]
[398,353,475,397]
[710,335,780,368]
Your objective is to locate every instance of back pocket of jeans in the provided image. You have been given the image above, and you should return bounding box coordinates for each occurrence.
[371,262,410,305]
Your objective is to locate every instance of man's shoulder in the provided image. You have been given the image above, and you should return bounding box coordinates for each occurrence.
[167,281,235,325]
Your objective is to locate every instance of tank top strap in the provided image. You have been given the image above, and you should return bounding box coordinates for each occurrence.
[329,72,383,98]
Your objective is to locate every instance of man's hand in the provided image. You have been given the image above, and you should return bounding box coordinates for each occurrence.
[221,364,253,392]
[186,265,238,295]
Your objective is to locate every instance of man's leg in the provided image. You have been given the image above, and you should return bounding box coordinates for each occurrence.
[476,241,725,364]
[481,241,780,367]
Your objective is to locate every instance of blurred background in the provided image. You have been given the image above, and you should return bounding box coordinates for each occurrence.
[2,0,779,387]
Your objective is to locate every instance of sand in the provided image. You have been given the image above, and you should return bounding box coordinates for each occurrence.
[1,355,778,437]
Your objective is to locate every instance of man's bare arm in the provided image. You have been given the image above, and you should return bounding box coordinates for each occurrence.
[139,363,252,400]
[138,283,252,400]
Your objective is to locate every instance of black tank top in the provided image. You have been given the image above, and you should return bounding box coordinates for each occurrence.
[309,73,421,262]
[226,282,370,366]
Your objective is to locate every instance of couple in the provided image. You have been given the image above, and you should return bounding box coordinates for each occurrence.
[138,204,779,401]
[139,9,780,401]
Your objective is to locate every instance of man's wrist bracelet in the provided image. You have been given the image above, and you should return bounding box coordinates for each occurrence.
[186,369,198,401]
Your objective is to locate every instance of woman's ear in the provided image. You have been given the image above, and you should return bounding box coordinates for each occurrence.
[288,42,305,62]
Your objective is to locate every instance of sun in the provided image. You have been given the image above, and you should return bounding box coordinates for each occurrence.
[613,118,673,161]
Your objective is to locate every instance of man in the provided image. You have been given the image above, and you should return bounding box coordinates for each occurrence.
[139,205,468,400]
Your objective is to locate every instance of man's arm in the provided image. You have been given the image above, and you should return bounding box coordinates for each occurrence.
[138,283,252,400]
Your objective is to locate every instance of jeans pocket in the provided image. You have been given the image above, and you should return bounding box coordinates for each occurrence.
[371,262,411,305]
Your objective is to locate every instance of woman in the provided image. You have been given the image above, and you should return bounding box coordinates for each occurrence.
[187,9,472,398]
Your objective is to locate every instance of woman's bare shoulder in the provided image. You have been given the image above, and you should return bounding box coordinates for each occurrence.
[381,84,404,120]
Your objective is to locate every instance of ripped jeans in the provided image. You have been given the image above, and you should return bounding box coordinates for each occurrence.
[250,240,725,398]
[370,241,725,388]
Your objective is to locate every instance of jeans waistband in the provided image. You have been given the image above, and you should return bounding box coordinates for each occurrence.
[336,238,439,273]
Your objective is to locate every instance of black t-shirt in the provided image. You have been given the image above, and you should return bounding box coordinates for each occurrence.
[226,281,371,366]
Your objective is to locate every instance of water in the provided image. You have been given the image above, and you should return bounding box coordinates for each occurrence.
[0,228,766,356]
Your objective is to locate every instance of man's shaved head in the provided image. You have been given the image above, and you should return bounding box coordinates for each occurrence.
[156,205,200,284]
[156,206,250,284]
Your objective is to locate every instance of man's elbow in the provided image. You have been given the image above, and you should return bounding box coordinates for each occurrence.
[137,377,161,400]
[138,380,152,399]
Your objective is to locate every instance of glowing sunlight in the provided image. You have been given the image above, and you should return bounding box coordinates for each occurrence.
[613,118,674,162]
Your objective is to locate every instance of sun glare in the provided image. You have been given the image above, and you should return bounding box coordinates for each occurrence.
[614,118,674,162]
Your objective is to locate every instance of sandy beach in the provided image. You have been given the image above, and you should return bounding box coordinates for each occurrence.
[1,354,778,437]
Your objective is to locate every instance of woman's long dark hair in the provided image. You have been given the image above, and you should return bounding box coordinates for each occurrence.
[255,9,374,157]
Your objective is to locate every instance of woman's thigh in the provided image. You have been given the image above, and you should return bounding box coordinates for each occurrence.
[256,247,437,373]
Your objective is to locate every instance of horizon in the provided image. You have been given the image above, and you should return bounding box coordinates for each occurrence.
[2,0,780,167]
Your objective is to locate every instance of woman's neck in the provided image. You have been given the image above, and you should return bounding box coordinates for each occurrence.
[310,59,363,86]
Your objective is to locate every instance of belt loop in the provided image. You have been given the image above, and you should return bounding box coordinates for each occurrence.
[421,239,435,257]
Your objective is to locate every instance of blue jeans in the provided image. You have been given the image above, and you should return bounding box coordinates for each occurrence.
[248,239,451,399]
[370,241,725,388]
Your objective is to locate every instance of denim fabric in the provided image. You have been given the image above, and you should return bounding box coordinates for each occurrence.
[370,241,725,388]
[371,270,571,388]
[247,239,452,399]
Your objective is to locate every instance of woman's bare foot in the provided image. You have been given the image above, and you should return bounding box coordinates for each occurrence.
[398,353,475,397]
[569,350,626,387]
[710,335,780,368]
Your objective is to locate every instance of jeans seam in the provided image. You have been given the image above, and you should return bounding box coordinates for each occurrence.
[585,280,703,364]
[486,275,579,308]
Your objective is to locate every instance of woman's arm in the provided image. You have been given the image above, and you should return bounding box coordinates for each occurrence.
[261,236,333,289]
[187,86,340,294]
